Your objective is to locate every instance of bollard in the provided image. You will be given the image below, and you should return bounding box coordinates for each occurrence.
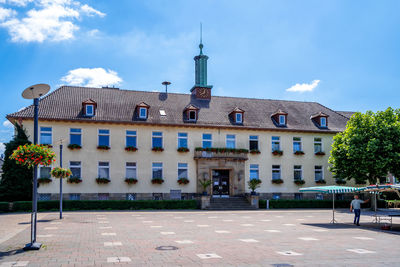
[266,199,270,209]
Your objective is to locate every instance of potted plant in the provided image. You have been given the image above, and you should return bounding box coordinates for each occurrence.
[250,149,261,154]
[177,147,189,152]
[11,143,56,168]
[51,167,72,179]
[272,178,284,184]
[97,145,110,150]
[272,150,283,156]
[67,144,82,150]
[125,178,138,184]
[294,150,305,155]
[125,146,138,152]
[37,177,52,184]
[42,144,53,148]
[177,177,189,185]
[199,178,212,195]
[152,146,164,152]
[151,178,164,184]
[96,177,110,184]
[315,151,325,156]
[315,180,326,184]
[67,177,82,184]
[335,179,346,185]
[248,179,262,195]
[294,180,305,185]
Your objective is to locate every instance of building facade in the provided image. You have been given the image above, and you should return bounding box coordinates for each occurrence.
[7,42,353,201]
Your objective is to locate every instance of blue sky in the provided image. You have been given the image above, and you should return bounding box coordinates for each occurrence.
[0,0,399,153]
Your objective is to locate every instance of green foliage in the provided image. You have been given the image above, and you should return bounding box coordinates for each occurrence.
[0,202,9,212]
[10,144,56,168]
[0,124,33,201]
[248,179,262,192]
[51,167,72,178]
[329,108,400,184]
[199,179,212,191]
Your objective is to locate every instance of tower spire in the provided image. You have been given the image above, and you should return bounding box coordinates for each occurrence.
[199,23,203,55]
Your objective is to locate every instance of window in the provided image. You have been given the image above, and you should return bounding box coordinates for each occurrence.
[314,138,323,153]
[98,193,109,200]
[39,165,51,178]
[98,129,110,147]
[294,193,303,200]
[69,194,80,200]
[139,107,147,119]
[152,163,163,179]
[315,166,323,181]
[202,133,212,148]
[40,127,52,145]
[279,115,286,125]
[126,193,136,201]
[272,165,281,180]
[271,136,280,151]
[249,136,258,150]
[98,162,110,179]
[178,133,188,148]
[86,105,94,116]
[126,162,137,179]
[293,137,302,152]
[250,164,259,180]
[178,163,188,179]
[315,193,324,200]
[320,117,327,127]
[126,130,137,147]
[226,134,236,149]
[189,110,196,121]
[236,113,242,123]
[294,165,302,180]
[69,161,81,178]
[152,132,163,148]
[70,128,81,146]
[39,194,51,201]
[272,193,281,200]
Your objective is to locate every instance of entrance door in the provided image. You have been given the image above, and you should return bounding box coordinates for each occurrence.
[212,170,230,197]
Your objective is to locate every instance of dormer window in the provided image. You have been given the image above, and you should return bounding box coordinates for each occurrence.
[230,107,245,125]
[271,109,288,127]
[82,99,97,117]
[320,117,327,127]
[139,107,147,119]
[184,104,199,122]
[279,115,285,125]
[236,113,242,123]
[189,110,196,121]
[136,102,150,120]
[86,105,94,116]
[311,112,329,128]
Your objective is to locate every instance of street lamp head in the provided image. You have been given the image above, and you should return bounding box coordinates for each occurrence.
[22,84,50,99]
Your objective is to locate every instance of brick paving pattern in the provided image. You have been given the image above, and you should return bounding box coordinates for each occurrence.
[0,209,399,266]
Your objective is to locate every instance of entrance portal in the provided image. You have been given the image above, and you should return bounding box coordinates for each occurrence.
[212,170,230,197]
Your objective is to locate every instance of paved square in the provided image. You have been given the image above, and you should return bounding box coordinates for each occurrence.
[0,209,399,266]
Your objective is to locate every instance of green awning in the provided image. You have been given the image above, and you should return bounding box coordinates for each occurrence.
[299,186,364,194]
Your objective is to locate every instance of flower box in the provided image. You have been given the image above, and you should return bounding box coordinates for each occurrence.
[177,147,189,152]
[336,180,346,185]
[271,179,284,184]
[96,177,110,184]
[125,146,138,152]
[272,150,283,156]
[250,149,261,154]
[11,144,56,168]
[37,177,52,184]
[42,144,53,148]
[152,147,164,152]
[294,151,305,155]
[315,180,326,184]
[151,178,164,184]
[125,178,138,184]
[68,144,82,150]
[315,151,325,156]
[294,180,305,185]
[177,177,189,185]
[67,177,82,184]
[51,167,72,178]
[97,145,110,150]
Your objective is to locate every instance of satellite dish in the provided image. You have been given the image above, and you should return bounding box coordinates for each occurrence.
[22,84,50,99]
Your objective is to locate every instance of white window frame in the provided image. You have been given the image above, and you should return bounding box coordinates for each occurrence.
[226,134,236,149]
[139,107,147,119]
[314,137,323,153]
[320,117,327,127]
[39,164,51,179]
[86,104,94,116]
[69,161,81,178]
[279,115,286,125]
[236,113,243,123]
[272,165,281,180]
[98,161,110,179]
[40,126,52,145]
[315,166,324,181]
[126,130,137,147]
[293,137,302,152]
[294,165,302,180]
[69,128,82,146]
[178,163,188,179]
[249,135,259,150]
[152,162,163,179]
[250,164,259,180]
[202,133,212,148]
[177,132,188,148]
[98,129,110,147]
[271,136,280,151]
[188,110,197,121]
[125,162,137,179]
[152,131,163,148]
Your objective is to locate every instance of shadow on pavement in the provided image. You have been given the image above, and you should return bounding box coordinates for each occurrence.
[18,219,55,225]
[302,223,400,235]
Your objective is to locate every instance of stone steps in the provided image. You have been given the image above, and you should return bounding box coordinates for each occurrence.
[207,197,257,210]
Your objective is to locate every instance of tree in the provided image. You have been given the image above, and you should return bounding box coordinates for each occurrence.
[329,108,400,185]
[0,123,33,201]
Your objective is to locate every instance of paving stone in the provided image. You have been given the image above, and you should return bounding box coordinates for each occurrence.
[197,253,222,259]
[347,249,376,254]
[276,251,303,256]
[239,239,259,243]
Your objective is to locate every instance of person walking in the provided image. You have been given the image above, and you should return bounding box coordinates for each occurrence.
[350,195,369,226]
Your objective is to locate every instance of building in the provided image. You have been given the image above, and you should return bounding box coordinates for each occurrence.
[7,41,353,201]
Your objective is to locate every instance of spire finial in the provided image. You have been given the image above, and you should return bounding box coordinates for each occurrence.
[199,22,203,55]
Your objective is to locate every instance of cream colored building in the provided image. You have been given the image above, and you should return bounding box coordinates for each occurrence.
[7,42,352,201]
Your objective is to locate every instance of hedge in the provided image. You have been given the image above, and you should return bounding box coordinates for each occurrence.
[0,202,9,212]
[258,199,386,209]
[10,200,198,212]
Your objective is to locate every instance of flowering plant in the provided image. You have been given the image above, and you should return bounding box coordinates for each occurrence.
[151,178,164,184]
[96,177,110,184]
[97,145,110,150]
[315,151,325,156]
[294,151,305,155]
[68,144,82,150]
[37,177,52,184]
[10,144,56,168]
[294,180,305,185]
[271,178,284,184]
[177,177,189,185]
[152,147,164,152]
[51,167,72,178]
[125,178,138,184]
[250,149,261,154]
[272,150,283,156]
[177,147,189,152]
[67,177,82,184]
[125,146,138,152]
[315,180,326,184]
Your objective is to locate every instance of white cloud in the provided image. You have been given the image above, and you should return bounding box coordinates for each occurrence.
[61,67,122,88]
[2,120,13,128]
[0,0,105,42]
[0,7,16,21]
[286,79,320,93]
[5,0,34,7]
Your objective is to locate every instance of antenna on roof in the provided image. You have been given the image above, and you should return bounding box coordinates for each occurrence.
[162,81,171,93]
[199,22,203,55]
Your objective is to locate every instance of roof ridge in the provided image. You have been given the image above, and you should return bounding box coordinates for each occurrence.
[315,102,351,120]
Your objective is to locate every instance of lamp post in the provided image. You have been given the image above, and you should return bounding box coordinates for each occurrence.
[22,84,50,251]
[57,138,66,220]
